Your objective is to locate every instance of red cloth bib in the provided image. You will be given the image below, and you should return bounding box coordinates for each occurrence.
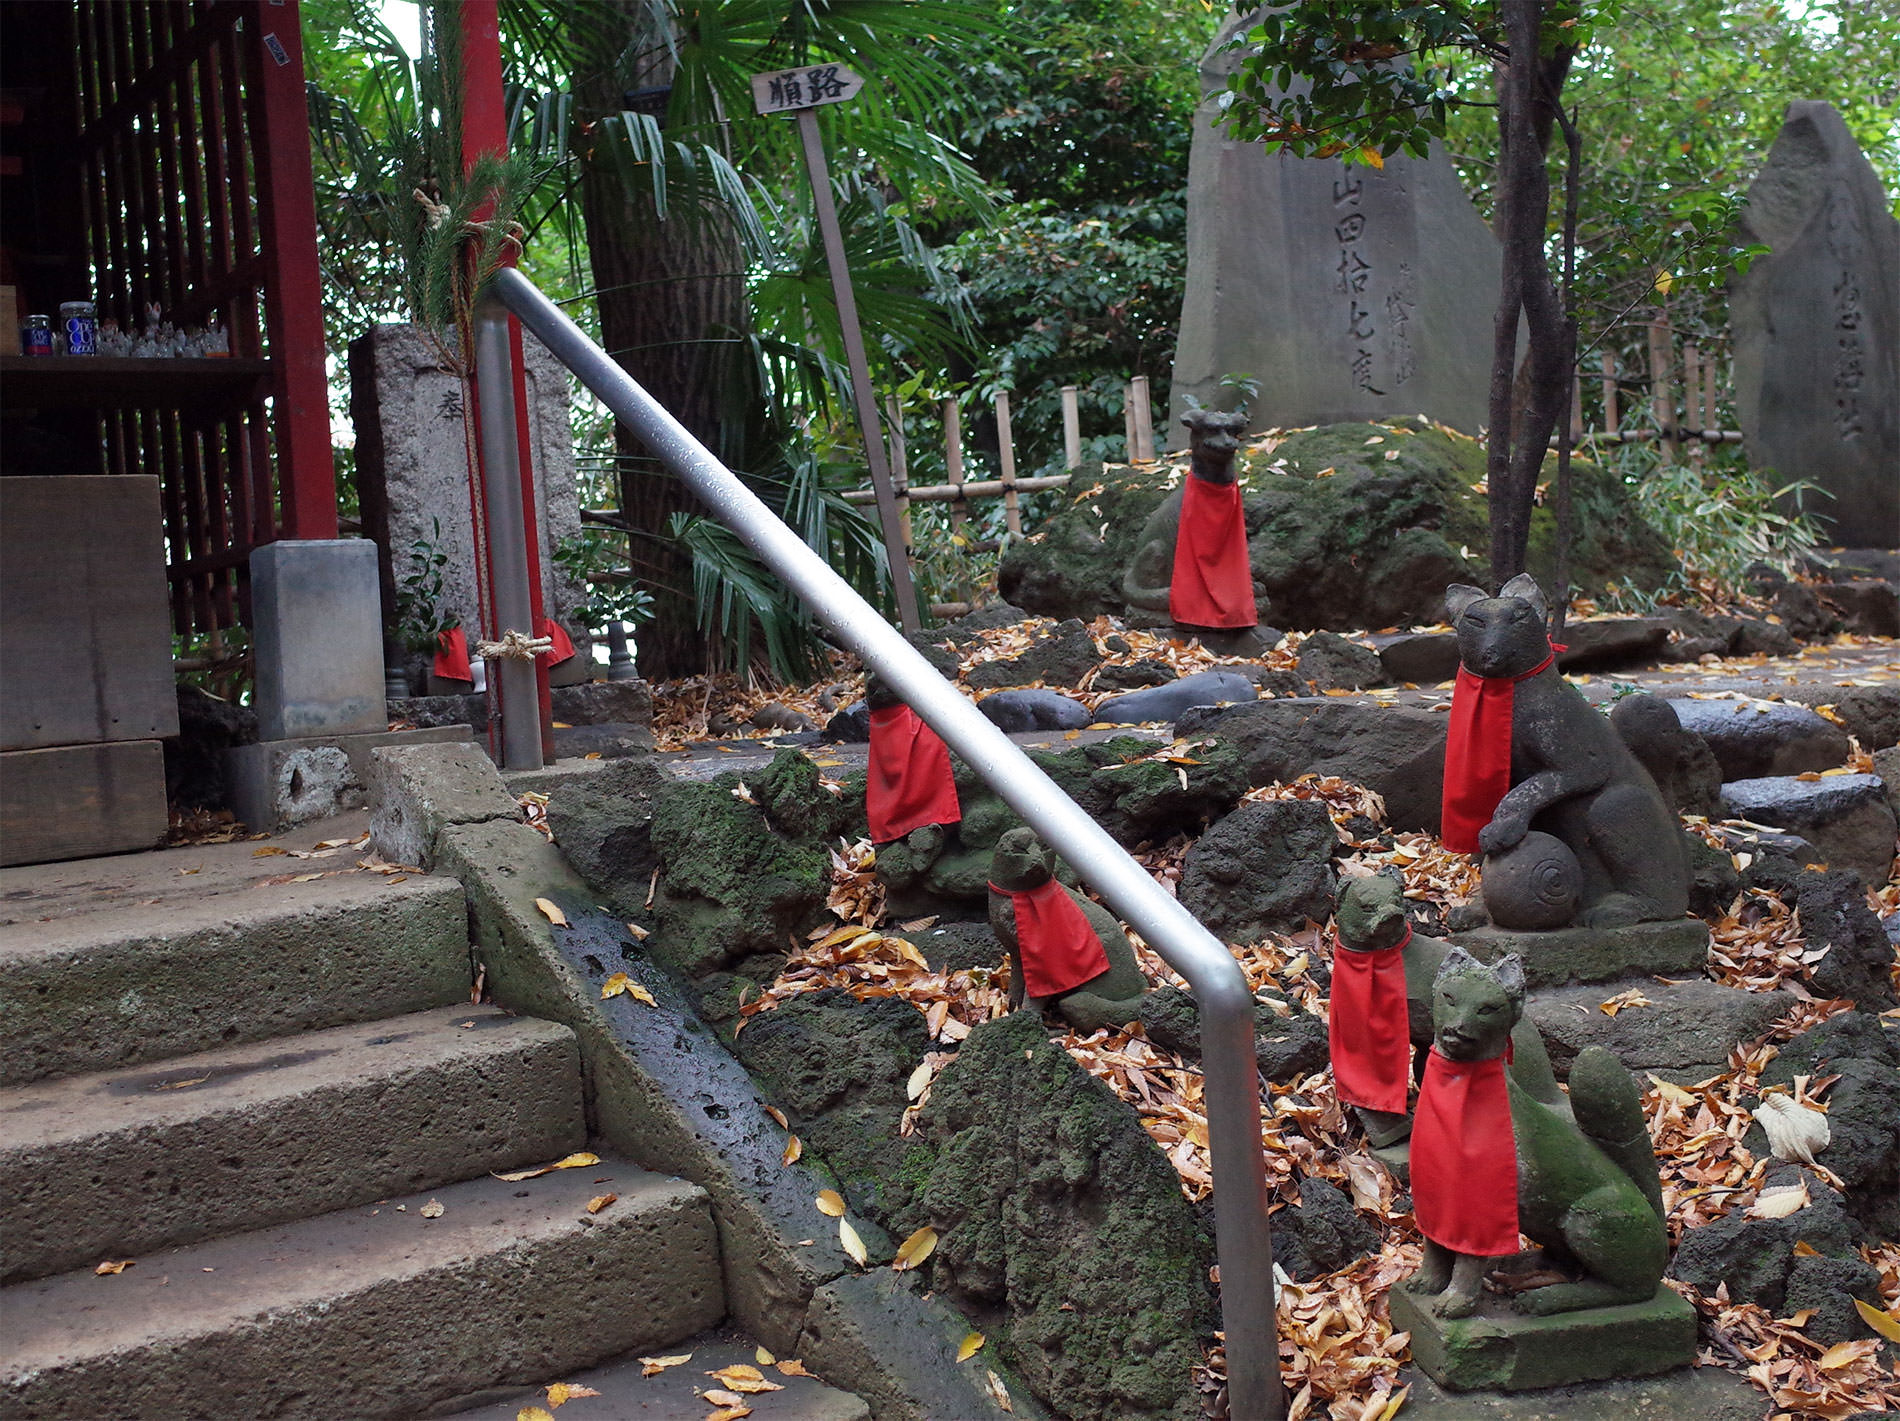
[867,705,961,844]
[537,617,577,667]
[1169,475,1257,629]
[433,626,472,683]
[990,878,1110,999]
[1329,925,1414,1114]
[1411,1046,1520,1257]
[1439,648,1555,853]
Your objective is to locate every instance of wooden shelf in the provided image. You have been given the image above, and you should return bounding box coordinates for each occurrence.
[0,355,273,413]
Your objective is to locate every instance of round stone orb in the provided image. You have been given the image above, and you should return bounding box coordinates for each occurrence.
[1483,831,1584,931]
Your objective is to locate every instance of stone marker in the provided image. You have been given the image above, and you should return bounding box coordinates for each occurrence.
[1170,9,1501,435]
[1732,101,1900,549]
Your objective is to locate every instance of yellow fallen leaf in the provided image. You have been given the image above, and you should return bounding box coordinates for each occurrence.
[1853,1298,1900,1343]
[709,1365,766,1385]
[1792,1240,1821,1257]
[601,973,657,1005]
[984,1370,1013,1412]
[535,898,569,927]
[1371,1385,1409,1421]
[545,1383,601,1408]
[892,1225,938,1271]
[839,1218,868,1266]
[703,1389,747,1407]
[252,846,287,856]
[639,1353,693,1376]
[906,1060,932,1101]
[152,1076,210,1091]
[782,1136,802,1167]
[1817,1338,1877,1369]
[1746,1181,1810,1219]
[517,1409,555,1421]
[626,922,650,939]
[94,1260,134,1275]
[420,1198,444,1218]
[957,1332,985,1362]
[754,1345,775,1366]
[586,1194,617,1214]
[816,1189,846,1217]
[706,1409,752,1421]
[764,1105,789,1128]
[493,1151,601,1182]
[775,1359,811,1377]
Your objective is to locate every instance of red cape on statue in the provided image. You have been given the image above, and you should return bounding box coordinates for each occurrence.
[1170,475,1256,629]
[1329,926,1414,1114]
[1411,1046,1521,1257]
[1439,647,1555,853]
[537,617,577,667]
[433,626,472,683]
[990,877,1109,999]
[866,705,961,845]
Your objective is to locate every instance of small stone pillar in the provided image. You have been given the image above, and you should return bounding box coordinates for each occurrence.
[250,538,387,740]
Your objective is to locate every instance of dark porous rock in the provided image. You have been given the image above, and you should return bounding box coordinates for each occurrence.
[1524,980,1793,1081]
[1552,617,1672,670]
[1685,833,1743,919]
[1794,869,1900,1010]
[1368,630,1461,686]
[823,700,871,743]
[1139,986,1202,1058]
[1780,683,1900,753]
[1761,1009,1899,1084]
[1720,776,1897,890]
[1790,1058,1900,1238]
[750,701,814,734]
[1180,698,1448,833]
[1272,1177,1379,1281]
[551,678,653,729]
[1783,1254,1888,1347]
[1083,736,1249,846]
[551,721,654,759]
[976,688,1093,734]
[913,921,1006,974]
[1876,745,1900,812]
[1092,659,1179,693]
[1818,581,1900,639]
[1756,578,1841,643]
[731,987,928,1222]
[1231,665,1309,699]
[1095,669,1257,725]
[1733,616,1801,657]
[1661,636,1730,663]
[1296,631,1386,691]
[166,685,260,811]
[1179,800,1338,942]
[386,691,484,732]
[938,602,1031,643]
[1255,1009,1330,1082]
[1667,697,1851,780]
[901,1011,1217,1421]
[543,756,672,918]
[963,619,1100,690]
[1669,1180,1857,1311]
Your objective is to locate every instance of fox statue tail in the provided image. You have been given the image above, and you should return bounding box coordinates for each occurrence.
[1568,1045,1665,1220]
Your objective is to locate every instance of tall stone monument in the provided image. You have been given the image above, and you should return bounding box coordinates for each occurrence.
[1731,101,1900,549]
[1170,10,1502,437]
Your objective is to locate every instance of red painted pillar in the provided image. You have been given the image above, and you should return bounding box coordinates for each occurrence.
[458,0,556,759]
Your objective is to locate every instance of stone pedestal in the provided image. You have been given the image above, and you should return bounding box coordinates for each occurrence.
[1390,1282,1696,1392]
[251,539,387,742]
[1447,919,1710,989]
[225,725,474,834]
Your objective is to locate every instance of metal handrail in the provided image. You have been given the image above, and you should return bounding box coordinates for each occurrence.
[481,268,1283,1420]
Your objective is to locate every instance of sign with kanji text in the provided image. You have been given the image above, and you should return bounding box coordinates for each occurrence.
[750,63,865,116]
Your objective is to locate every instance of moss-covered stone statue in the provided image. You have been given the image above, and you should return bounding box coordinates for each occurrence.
[987,827,1151,1032]
[1441,575,1689,930]
[1330,875,1563,1149]
[1401,948,1668,1321]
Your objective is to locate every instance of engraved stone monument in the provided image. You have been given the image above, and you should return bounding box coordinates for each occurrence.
[1732,101,1900,549]
[1170,9,1502,436]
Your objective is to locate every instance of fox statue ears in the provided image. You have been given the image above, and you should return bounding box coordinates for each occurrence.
[1435,946,1528,1010]
[1444,575,1550,626]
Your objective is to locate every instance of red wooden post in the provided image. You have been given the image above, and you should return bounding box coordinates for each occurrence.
[243,1,336,540]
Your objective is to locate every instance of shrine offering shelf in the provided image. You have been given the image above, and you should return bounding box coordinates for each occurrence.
[0,356,273,413]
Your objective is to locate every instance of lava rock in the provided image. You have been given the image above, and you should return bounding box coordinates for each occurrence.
[1367,630,1460,685]
[938,602,1031,643]
[1817,581,1900,638]
[1553,617,1673,669]
[542,757,671,919]
[1876,745,1900,812]
[1272,1177,1380,1281]
[1667,697,1852,780]
[1254,1010,1330,1082]
[963,618,1101,689]
[1685,833,1743,920]
[1295,631,1386,691]
[1669,1178,1857,1311]
[912,921,1006,973]
[976,688,1094,734]
[1092,659,1180,693]
[1179,800,1338,941]
[822,700,871,743]
[1138,986,1203,1057]
[1784,1255,1888,1347]
[1793,870,1900,1010]
[1094,669,1258,724]
[1761,1010,1899,1083]
[1720,775,1897,889]
[1780,683,1900,752]
[1084,736,1249,846]
[165,685,260,811]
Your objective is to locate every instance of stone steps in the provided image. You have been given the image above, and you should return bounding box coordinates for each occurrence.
[0,872,470,1086]
[0,1005,585,1285]
[0,1163,724,1421]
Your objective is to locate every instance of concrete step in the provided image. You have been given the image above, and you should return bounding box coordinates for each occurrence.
[432,1330,870,1420]
[1,1005,585,1285]
[0,872,471,1086]
[0,1159,725,1421]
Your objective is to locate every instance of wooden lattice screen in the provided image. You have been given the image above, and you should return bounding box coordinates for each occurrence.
[70,0,333,642]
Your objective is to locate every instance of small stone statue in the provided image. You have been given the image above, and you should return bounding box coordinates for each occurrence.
[988,827,1150,1032]
[1441,576,1689,928]
[1402,948,1668,1319]
[1123,409,1262,635]
[1330,876,1562,1148]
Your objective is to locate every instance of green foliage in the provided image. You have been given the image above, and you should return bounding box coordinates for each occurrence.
[394,516,455,652]
[551,531,656,630]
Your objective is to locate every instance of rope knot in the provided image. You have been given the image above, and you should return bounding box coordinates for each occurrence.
[476,629,554,662]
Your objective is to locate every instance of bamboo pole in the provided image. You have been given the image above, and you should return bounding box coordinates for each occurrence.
[1569,370,1583,442]
[885,392,914,558]
[1683,343,1703,467]
[1647,317,1676,461]
[1062,384,1082,470]
[944,396,970,599]
[1601,350,1618,434]
[995,390,1021,537]
[1129,375,1156,463]
[840,474,1072,505]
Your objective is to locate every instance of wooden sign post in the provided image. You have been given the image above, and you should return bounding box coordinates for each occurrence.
[752,63,922,633]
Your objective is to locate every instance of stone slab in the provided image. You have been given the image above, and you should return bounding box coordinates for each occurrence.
[224,724,472,833]
[250,538,387,742]
[0,1161,722,1420]
[1524,979,1796,1081]
[0,740,168,866]
[1392,1360,1766,1420]
[0,476,177,751]
[1720,773,1897,886]
[1667,695,1850,780]
[1446,919,1711,988]
[1390,1284,1697,1392]
[0,1005,582,1285]
[368,739,522,869]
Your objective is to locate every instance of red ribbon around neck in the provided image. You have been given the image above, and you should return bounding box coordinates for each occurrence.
[866,705,961,845]
[1410,1045,1521,1257]
[1439,647,1556,854]
[1329,924,1414,1114]
[433,626,472,683]
[1170,475,1257,629]
[538,617,576,667]
[989,877,1109,999]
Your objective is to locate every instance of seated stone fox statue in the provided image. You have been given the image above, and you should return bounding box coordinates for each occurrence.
[988,827,1151,1031]
[1442,575,1688,928]
[1403,949,1668,1319]
[1330,875,1563,1149]
[1123,409,1259,631]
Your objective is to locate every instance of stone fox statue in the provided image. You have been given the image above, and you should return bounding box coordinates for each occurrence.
[1443,575,1688,927]
[1403,949,1668,1320]
[988,827,1150,1031]
[1123,408,1257,628]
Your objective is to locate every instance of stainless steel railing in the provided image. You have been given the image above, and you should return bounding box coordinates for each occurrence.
[479,268,1283,1419]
